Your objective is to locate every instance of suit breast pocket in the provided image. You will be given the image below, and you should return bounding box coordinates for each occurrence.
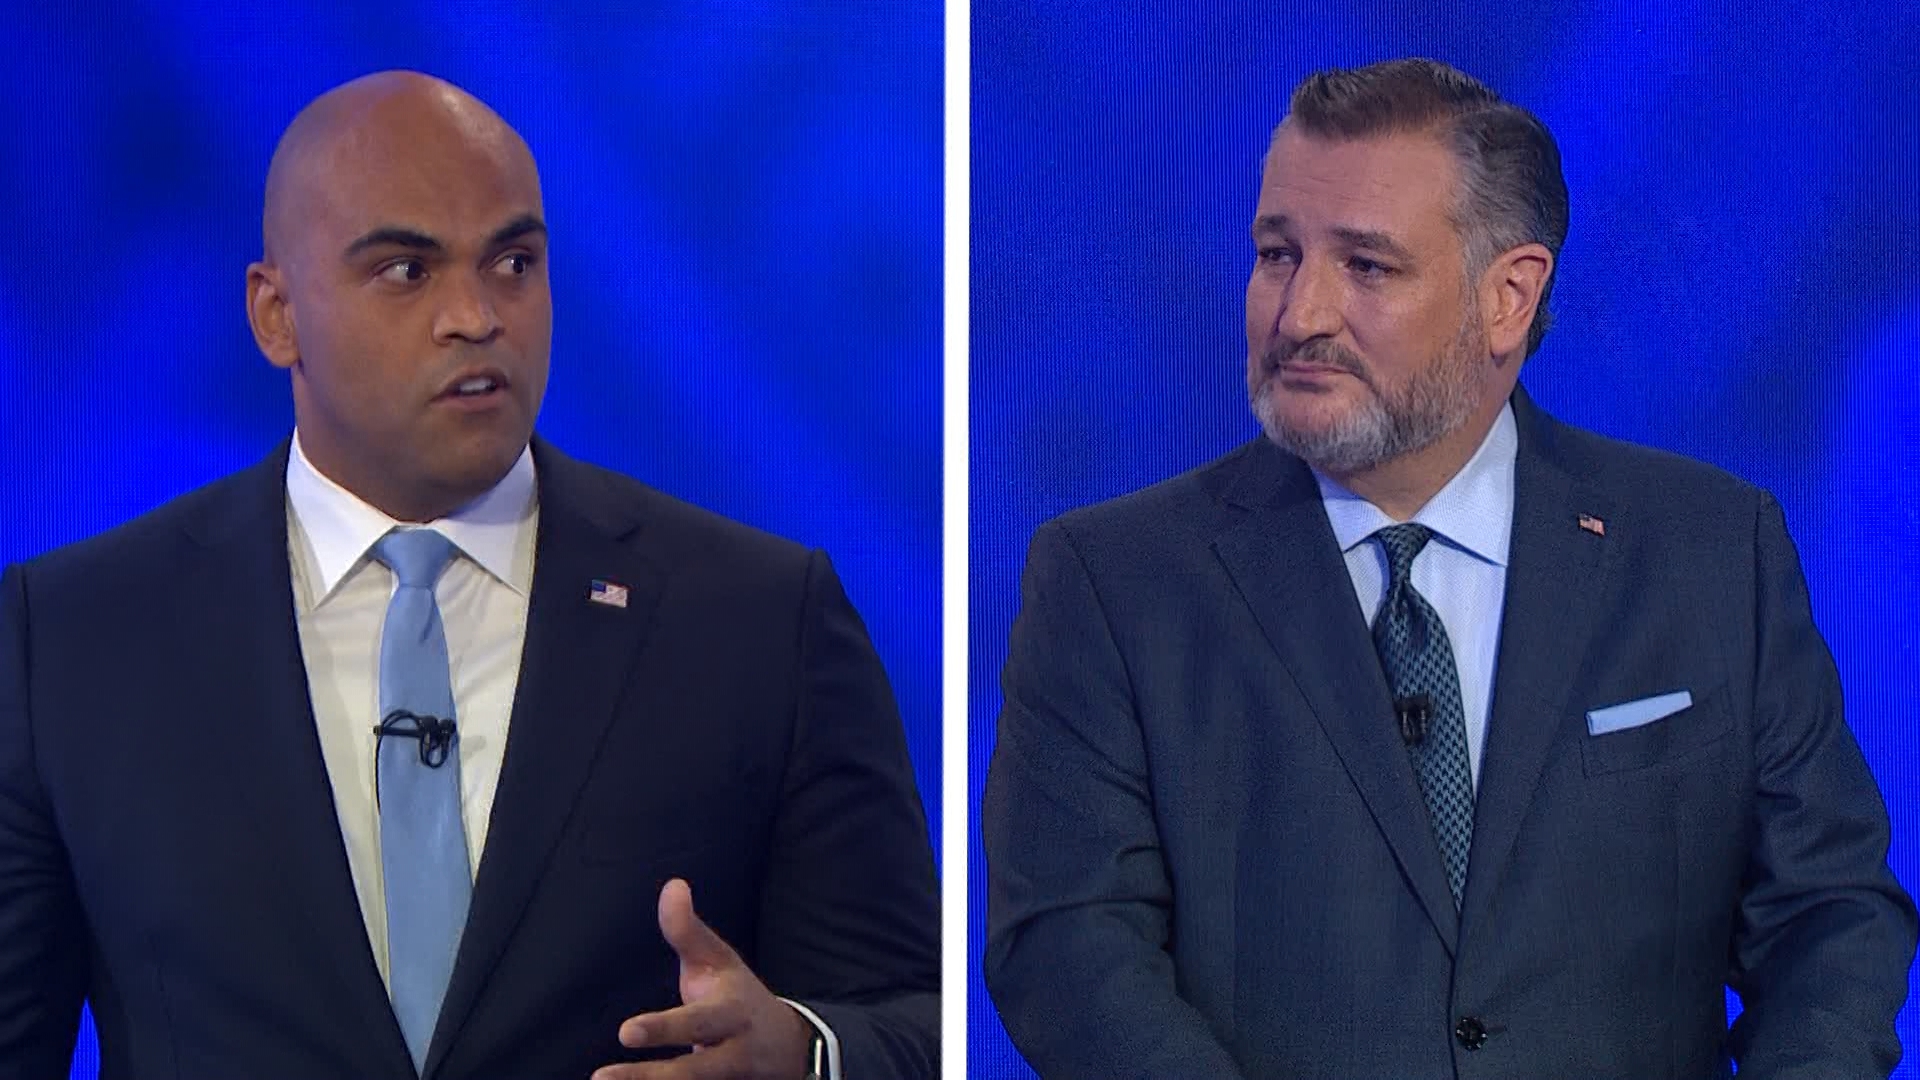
[1579,682,1732,777]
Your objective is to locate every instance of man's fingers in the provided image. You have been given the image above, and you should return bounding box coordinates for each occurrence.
[657,878,740,971]
[618,998,748,1050]
[589,1056,697,1080]
[592,1041,744,1080]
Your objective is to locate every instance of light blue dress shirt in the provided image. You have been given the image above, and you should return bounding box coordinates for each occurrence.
[1314,404,1518,788]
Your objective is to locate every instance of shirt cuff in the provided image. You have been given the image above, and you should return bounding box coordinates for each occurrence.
[778,997,842,1080]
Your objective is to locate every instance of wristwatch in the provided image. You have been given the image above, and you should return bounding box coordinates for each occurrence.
[804,1025,828,1080]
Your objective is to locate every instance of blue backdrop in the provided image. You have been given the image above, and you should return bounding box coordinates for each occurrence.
[0,4,940,1076]
[970,2,1920,1076]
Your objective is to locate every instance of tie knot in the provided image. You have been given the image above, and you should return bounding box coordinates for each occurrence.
[374,528,457,589]
[1374,523,1434,585]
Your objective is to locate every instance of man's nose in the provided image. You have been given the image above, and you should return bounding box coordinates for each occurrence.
[432,272,503,345]
[1268,257,1343,347]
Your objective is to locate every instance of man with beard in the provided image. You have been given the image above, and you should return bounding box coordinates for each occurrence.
[981,58,1912,1079]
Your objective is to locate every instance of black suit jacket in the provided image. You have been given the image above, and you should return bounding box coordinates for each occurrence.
[982,389,1914,1079]
[0,438,939,1079]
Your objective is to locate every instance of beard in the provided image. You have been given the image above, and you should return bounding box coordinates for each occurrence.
[1249,308,1487,475]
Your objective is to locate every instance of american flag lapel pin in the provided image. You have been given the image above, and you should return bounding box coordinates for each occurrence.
[1577,513,1606,537]
[588,579,630,608]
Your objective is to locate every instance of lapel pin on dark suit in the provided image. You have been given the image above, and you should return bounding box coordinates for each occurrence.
[587,579,630,608]
[1578,513,1606,537]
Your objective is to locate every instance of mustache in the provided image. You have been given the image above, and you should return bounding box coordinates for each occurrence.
[1260,338,1372,386]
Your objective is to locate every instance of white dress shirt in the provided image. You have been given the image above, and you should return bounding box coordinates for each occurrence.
[282,435,841,1074]
[1315,403,1518,786]
[285,433,537,986]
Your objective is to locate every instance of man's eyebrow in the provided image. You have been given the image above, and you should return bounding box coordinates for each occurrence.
[343,227,443,260]
[1330,226,1414,262]
[489,214,547,247]
[1251,216,1416,262]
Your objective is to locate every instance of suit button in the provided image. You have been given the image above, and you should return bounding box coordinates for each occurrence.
[1454,1016,1488,1050]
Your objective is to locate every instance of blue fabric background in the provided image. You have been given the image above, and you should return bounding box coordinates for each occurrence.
[970,3,1919,1075]
[0,5,939,1075]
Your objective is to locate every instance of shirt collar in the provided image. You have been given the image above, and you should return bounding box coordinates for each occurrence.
[285,432,538,602]
[1314,401,1517,568]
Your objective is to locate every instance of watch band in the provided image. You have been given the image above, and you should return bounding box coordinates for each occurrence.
[804,1024,828,1080]
[782,996,840,1080]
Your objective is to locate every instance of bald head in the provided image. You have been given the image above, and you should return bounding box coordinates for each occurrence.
[245,70,552,524]
[261,71,538,266]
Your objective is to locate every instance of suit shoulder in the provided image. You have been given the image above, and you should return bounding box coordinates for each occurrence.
[15,465,265,587]
[1550,421,1768,512]
[568,459,816,578]
[1038,440,1259,555]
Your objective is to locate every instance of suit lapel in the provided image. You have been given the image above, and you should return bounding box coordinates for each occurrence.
[426,440,667,1076]
[1211,441,1461,954]
[1459,389,1618,928]
[181,444,414,1075]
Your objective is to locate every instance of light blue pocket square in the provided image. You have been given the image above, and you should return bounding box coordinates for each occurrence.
[1587,690,1693,736]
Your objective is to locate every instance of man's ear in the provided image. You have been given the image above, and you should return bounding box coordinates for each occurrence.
[246,262,299,370]
[1479,242,1552,360]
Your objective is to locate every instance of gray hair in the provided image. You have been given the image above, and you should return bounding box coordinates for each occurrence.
[1277,59,1569,357]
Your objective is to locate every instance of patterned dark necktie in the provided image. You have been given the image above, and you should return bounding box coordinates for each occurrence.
[1371,523,1475,907]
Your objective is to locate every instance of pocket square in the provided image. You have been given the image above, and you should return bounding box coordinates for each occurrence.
[1587,690,1693,736]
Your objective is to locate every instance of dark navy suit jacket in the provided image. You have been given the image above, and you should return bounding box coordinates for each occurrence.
[982,389,1914,1079]
[0,438,939,1079]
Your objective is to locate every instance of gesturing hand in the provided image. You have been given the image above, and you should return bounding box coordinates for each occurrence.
[591,879,814,1080]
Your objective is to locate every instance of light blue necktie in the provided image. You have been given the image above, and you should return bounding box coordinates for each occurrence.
[372,528,471,1072]
[1371,524,1476,908]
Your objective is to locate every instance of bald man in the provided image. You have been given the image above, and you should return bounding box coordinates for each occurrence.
[0,72,938,1080]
